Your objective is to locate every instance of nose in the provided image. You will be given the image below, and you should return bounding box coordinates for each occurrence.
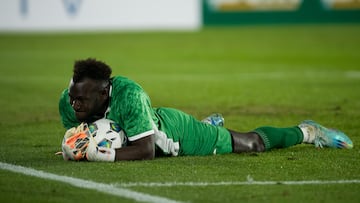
[72,100,81,111]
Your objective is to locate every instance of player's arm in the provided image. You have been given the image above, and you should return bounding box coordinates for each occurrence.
[61,123,156,162]
[114,134,155,161]
[84,133,155,162]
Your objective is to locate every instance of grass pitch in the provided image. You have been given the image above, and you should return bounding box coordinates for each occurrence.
[0,24,360,203]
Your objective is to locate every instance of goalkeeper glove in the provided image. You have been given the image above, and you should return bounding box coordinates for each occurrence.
[85,134,116,162]
[61,123,90,161]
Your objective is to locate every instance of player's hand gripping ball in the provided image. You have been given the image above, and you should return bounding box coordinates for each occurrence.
[85,118,127,162]
[60,118,127,161]
[61,123,90,161]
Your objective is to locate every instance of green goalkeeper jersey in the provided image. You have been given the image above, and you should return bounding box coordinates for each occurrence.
[59,76,232,156]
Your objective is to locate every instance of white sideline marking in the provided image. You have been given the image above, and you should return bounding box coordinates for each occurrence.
[0,162,183,203]
[118,180,360,187]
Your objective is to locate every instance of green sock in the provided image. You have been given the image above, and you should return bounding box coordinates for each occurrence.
[254,126,303,151]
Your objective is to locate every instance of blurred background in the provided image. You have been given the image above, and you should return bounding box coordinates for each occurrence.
[1,0,360,32]
[1,0,360,126]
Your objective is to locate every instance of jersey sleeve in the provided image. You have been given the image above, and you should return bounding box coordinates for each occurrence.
[112,85,155,142]
[58,89,80,129]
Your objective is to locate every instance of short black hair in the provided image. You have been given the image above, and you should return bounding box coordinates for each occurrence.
[72,58,112,83]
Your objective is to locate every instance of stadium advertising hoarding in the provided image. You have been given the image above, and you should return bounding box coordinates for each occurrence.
[0,0,201,31]
[203,0,360,25]
[1,0,359,32]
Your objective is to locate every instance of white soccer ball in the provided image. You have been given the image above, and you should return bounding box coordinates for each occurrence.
[88,118,127,149]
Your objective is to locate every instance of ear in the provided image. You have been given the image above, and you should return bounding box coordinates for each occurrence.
[100,87,109,97]
[99,80,110,100]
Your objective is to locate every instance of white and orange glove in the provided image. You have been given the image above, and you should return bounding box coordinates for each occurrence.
[59,122,116,162]
[61,123,90,161]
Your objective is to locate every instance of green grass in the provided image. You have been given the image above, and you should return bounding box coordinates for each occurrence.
[1,24,360,203]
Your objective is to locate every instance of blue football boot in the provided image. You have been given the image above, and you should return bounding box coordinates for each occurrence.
[201,113,225,127]
[299,120,353,149]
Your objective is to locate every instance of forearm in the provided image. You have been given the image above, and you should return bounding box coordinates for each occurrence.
[115,145,155,161]
[114,135,155,161]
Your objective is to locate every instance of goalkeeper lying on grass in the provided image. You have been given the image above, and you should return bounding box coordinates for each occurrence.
[58,58,353,162]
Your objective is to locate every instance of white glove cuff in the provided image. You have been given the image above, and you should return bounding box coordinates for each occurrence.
[87,147,116,162]
[96,147,116,162]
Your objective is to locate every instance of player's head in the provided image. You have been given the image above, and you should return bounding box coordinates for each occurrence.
[69,58,112,123]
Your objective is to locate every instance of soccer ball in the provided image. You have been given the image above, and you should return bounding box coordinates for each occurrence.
[88,118,127,149]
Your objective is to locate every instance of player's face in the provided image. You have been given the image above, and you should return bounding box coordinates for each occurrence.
[68,78,108,123]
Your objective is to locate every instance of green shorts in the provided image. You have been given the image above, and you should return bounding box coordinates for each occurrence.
[155,107,233,156]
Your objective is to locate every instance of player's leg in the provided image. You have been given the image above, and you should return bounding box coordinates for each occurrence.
[252,126,303,151]
[202,114,308,152]
[230,126,308,153]
[202,114,303,152]
[228,130,265,153]
[229,127,303,153]
[155,107,233,156]
[230,121,353,153]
